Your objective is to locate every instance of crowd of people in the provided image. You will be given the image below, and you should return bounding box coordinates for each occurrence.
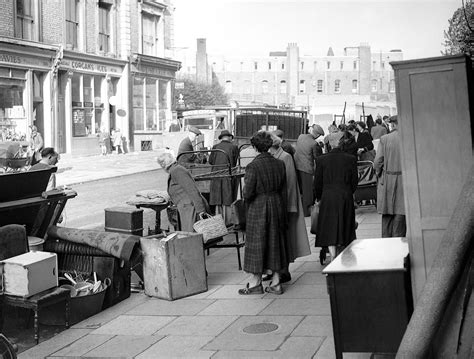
[156,113,405,296]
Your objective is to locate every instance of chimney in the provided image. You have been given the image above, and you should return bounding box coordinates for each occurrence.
[196,38,208,84]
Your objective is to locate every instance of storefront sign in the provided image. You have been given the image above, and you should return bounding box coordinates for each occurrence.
[133,64,175,78]
[0,52,51,68]
[61,60,122,75]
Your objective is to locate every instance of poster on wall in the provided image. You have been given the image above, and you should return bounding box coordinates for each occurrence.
[73,108,87,137]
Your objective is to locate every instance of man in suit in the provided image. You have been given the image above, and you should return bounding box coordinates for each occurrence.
[374,115,406,237]
[177,126,201,164]
[371,117,388,140]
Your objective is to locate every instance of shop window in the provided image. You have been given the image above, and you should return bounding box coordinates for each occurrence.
[261,80,269,94]
[146,78,157,131]
[65,0,79,50]
[299,80,306,94]
[317,80,323,93]
[71,74,81,106]
[15,0,34,40]
[142,13,160,56]
[98,3,111,54]
[225,80,232,93]
[334,79,341,93]
[0,71,26,141]
[158,79,169,131]
[352,79,358,94]
[133,77,144,131]
[371,79,378,92]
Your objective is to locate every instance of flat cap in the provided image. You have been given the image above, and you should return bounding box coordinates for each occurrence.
[188,126,202,135]
[311,124,325,138]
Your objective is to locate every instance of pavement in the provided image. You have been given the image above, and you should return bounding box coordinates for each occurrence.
[18,150,382,359]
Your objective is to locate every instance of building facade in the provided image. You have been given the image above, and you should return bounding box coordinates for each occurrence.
[0,0,180,155]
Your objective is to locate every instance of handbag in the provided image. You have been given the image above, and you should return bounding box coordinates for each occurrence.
[193,213,228,242]
[310,201,319,235]
[230,199,246,230]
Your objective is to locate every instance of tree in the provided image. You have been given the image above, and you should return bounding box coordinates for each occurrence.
[442,4,473,55]
[176,77,228,109]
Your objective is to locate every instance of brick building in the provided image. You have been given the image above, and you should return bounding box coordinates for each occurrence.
[0,0,180,155]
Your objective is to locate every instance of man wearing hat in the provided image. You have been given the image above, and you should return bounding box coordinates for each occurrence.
[374,115,406,237]
[208,130,239,223]
[29,125,44,166]
[294,124,325,216]
[177,125,202,164]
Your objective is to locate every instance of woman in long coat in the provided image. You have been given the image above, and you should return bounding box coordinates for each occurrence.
[157,152,209,232]
[314,136,358,260]
[268,134,310,282]
[239,131,288,295]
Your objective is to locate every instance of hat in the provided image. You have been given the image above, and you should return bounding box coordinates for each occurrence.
[273,129,284,138]
[188,126,201,135]
[388,115,398,124]
[311,124,325,138]
[29,125,37,131]
[218,130,234,139]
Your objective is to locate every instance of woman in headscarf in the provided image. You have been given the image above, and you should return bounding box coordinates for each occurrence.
[239,131,288,295]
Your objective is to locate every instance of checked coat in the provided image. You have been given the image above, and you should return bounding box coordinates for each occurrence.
[243,152,289,274]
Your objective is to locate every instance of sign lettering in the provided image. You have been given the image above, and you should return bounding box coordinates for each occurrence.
[0,54,21,64]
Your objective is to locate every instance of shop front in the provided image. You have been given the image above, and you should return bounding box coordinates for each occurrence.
[58,51,127,155]
[130,54,180,151]
[0,39,57,150]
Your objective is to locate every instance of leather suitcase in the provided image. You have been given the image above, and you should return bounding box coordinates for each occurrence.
[105,207,143,236]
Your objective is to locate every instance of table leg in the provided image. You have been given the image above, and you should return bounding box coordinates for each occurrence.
[34,309,39,344]
[65,298,70,328]
[155,209,161,233]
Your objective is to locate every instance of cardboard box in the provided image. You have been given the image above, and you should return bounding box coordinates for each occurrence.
[140,232,207,300]
[0,251,58,297]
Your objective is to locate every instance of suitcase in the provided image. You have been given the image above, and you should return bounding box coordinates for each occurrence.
[105,207,143,236]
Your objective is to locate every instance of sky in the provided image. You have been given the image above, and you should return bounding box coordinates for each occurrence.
[172,0,462,60]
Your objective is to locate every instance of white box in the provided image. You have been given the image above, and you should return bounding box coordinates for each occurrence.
[0,251,58,297]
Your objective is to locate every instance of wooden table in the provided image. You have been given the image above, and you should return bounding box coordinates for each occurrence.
[322,237,413,358]
[135,202,169,234]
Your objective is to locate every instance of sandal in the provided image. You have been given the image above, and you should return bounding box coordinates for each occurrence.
[265,283,283,295]
[238,283,264,295]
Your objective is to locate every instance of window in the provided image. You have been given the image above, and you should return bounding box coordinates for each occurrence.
[371,79,378,92]
[133,77,169,132]
[327,61,331,70]
[268,62,272,70]
[372,61,377,70]
[301,62,304,70]
[133,77,144,131]
[389,79,395,93]
[65,0,79,49]
[281,62,285,70]
[352,79,358,94]
[317,80,323,93]
[353,61,357,70]
[225,80,232,93]
[261,80,269,94]
[142,13,160,56]
[16,0,34,40]
[98,3,111,53]
[254,62,258,70]
[279,80,286,94]
[299,80,306,94]
[313,61,317,71]
[340,61,344,70]
[382,62,385,70]
[334,80,341,93]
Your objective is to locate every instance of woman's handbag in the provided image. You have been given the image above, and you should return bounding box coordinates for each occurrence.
[193,213,228,242]
[310,201,319,235]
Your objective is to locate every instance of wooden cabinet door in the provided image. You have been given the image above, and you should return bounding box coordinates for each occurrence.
[392,54,474,300]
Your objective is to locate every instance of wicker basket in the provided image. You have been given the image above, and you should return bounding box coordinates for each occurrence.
[193,213,228,242]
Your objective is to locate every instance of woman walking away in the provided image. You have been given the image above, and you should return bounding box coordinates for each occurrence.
[239,131,288,295]
[314,135,358,262]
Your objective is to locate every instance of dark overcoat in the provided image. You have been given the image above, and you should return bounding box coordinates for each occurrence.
[313,149,358,247]
[208,139,239,205]
[243,152,288,274]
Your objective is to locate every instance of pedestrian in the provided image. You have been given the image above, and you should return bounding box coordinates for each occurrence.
[29,125,44,166]
[239,131,288,295]
[208,130,239,225]
[382,115,391,134]
[342,123,374,160]
[177,126,202,164]
[98,128,109,155]
[113,128,123,154]
[29,147,60,191]
[156,152,209,232]
[273,129,295,157]
[314,135,358,262]
[366,114,375,134]
[267,133,310,283]
[371,117,388,140]
[373,115,406,237]
[294,124,324,216]
[324,122,343,153]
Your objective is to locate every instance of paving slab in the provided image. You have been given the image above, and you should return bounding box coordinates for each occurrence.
[205,261,243,272]
[18,329,91,359]
[313,336,336,359]
[83,335,163,358]
[207,271,250,285]
[278,336,325,358]
[260,298,331,316]
[126,298,215,316]
[90,315,175,335]
[136,335,215,359]
[182,285,222,299]
[263,284,328,299]
[294,272,328,285]
[207,285,267,299]
[293,261,324,272]
[291,315,333,337]
[197,299,274,316]
[156,315,238,336]
[204,315,303,351]
[49,334,113,357]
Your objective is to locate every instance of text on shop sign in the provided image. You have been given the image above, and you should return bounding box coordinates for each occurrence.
[0,54,21,64]
[71,61,107,72]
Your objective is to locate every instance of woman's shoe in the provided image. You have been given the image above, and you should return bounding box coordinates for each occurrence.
[319,248,327,265]
[262,274,272,281]
[238,283,264,295]
[265,283,283,295]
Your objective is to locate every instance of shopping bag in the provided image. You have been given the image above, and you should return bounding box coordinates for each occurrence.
[193,213,228,242]
[310,202,319,234]
[230,199,246,230]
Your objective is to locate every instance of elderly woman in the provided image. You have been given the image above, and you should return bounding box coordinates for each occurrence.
[156,152,209,232]
[239,131,288,295]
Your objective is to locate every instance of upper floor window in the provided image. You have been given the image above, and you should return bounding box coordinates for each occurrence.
[353,61,357,70]
[381,62,386,70]
[327,61,331,70]
[317,80,323,93]
[372,61,377,70]
[352,79,358,93]
[225,80,232,94]
[268,62,272,70]
[313,61,317,71]
[15,0,34,40]
[389,79,395,93]
[65,0,79,50]
[299,80,306,94]
[261,80,269,94]
[301,62,304,70]
[371,79,378,92]
[340,61,344,70]
[98,3,111,53]
[280,80,286,94]
[281,62,285,70]
[334,79,341,93]
[142,13,160,56]
[254,62,258,70]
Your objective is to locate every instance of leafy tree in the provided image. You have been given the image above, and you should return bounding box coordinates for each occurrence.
[176,77,228,109]
[443,4,474,55]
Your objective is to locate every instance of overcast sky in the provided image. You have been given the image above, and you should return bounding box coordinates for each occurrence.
[173,0,461,60]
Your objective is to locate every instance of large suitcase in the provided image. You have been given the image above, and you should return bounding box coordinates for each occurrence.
[105,206,143,236]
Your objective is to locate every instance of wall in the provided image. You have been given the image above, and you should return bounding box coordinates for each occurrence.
[0,0,14,37]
